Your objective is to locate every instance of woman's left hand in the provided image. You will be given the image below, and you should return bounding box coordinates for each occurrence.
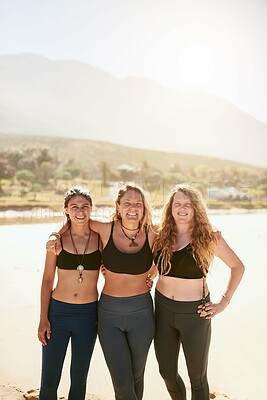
[146,274,153,290]
[198,299,228,319]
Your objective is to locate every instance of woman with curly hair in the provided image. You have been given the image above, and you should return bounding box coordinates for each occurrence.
[153,184,244,400]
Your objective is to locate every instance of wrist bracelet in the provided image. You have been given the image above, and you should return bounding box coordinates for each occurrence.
[49,232,61,239]
[222,294,230,304]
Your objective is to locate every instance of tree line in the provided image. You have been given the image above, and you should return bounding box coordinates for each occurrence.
[1,143,267,207]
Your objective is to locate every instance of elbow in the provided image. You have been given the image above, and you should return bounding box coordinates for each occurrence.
[238,262,245,278]
[241,263,245,275]
[41,277,54,291]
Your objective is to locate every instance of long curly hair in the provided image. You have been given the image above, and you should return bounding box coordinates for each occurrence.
[153,184,217,275]
[112,183,152,232]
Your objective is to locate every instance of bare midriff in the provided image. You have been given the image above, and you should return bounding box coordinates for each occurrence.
[52,269,99,303]
[102,269,150,297]
[156,275,209,301]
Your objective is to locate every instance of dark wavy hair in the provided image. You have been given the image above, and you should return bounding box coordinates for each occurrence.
[63,186,92,223]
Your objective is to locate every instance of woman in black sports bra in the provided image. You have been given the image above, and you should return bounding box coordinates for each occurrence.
[152,184,245,400]
[95,184,156,400]
[38,187,101,400]
[46,183,157,400]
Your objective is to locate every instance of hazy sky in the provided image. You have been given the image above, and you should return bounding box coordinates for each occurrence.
[1,0,267,123]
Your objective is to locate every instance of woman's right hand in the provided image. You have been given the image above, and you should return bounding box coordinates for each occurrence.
[46,235,61,255]
[38,318,51,346]
[100,264,106,277]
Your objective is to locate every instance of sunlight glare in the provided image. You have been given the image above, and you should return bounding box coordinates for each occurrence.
[177,43,215,89]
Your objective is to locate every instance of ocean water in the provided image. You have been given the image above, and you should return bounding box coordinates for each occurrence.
[0,212,266,400]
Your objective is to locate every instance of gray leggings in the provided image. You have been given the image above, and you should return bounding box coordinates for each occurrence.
[154,290,211,400]
[98,292,155,400]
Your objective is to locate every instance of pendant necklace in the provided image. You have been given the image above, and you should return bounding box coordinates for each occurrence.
[69,228,91,283]
[121,221,140,247]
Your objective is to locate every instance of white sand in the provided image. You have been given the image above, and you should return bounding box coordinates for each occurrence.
[0,385,102,399]
[1,216,267,399]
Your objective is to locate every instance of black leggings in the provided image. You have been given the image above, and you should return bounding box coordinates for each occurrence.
[39,298,97,400]
[98,292,155,400]
[154,290,211,400]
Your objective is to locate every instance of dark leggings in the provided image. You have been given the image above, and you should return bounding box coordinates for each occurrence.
[39,297,97,400]
[154,290,211,400]
[98,292,155,400]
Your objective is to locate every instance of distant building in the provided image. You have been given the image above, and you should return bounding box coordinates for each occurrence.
[116,164,136,181]
[207,186,250,200]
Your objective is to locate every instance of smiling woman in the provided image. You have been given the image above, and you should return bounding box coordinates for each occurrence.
[46,182,157,400]
[152,184,245,400]
[38,186,102,400]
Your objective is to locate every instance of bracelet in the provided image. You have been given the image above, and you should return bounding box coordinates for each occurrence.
[49,232,61,239]
[222,294,230,305]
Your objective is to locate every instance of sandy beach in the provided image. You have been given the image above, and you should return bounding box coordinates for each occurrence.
[0,385,102,399]
[0,214,267,399]
[0,385,234,400]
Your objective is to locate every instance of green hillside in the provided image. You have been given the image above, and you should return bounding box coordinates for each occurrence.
[1,133,266,212]
[0,132,263,175]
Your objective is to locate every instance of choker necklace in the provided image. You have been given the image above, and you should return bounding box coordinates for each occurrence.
[69,229,91,283]
[121,222,140,231]
[121,222,140,247]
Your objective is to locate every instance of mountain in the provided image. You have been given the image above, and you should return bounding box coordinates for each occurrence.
[0,53,266,167]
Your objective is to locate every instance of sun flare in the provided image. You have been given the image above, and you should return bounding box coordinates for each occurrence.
[177,43,216,88]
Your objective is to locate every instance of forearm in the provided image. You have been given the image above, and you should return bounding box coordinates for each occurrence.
[221,264,245,304]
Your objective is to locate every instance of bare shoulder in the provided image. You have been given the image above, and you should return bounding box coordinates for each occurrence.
[214,232,237,258]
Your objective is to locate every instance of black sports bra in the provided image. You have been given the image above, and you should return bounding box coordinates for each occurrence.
[156,244,203,279]
[57,235,102,271]
[102,221,153,275]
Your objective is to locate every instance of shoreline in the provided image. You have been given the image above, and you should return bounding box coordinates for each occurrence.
[0,207,266,226]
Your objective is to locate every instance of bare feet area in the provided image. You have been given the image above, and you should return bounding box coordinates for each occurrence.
[0,385,102,400]
[0,385,235,400]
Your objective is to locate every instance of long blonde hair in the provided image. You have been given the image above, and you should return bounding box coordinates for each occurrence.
[153,184,217,275]
[112,183,152,232]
